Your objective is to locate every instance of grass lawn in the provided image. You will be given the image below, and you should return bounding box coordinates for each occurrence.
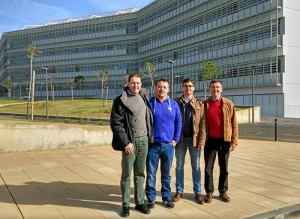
[0,98,246,124]
[0,98,113,120]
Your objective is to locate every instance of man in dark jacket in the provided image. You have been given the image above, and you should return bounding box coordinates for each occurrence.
[110,72,153,217]
[173,78,206,205]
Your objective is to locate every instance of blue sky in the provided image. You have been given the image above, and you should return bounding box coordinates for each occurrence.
[0,0,155,37]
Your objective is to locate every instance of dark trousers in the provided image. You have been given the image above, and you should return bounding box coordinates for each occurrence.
[204,138,230,194]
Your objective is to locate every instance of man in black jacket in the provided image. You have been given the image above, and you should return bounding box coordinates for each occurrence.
[110,72,153,217]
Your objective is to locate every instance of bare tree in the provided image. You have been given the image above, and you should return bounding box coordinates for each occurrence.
[26,44,39,120]
[123,74,129,87]
[95,70,109,100]
[49,73,56,101]
[143,62,156,96]
[199,61,222,99]
[67,77,75,101]
[4,80,13,100]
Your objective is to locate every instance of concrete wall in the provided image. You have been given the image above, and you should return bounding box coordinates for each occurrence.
[0,121,113,153]
[236,106,260,124]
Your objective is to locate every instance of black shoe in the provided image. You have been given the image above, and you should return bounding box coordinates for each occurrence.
[121,207,130,218]
[135,204,151,214]
[163,200,174,208]
[147,200,155,209]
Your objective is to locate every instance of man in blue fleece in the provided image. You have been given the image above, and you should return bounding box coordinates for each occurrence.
[146,78,182,209]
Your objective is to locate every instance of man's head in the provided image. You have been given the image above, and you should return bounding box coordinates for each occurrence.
[182,78,195,98]
[209,80,223,99]
[155,79,170,100]
[128,72,142,95]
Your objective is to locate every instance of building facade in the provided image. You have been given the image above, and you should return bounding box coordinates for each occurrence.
[0,0,299,118]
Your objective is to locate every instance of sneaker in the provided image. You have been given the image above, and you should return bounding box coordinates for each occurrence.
[121,207,130,218]
[147,200,155,209]
[195,194,205,205]
[173,192,182,202]
[205,193,212,203]
[135,204,151,214]
[219,192,230,203]
[163,200,175,208]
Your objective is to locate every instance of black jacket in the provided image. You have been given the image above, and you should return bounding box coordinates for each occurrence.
[110,87,153,151]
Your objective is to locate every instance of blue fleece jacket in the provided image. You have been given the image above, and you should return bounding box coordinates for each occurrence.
[149,96,182,144]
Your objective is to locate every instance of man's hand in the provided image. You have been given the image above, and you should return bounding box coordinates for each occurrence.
[230,144,237,152]
[124,143,134,153]
[171,140,177,147]
[197,144,204,152]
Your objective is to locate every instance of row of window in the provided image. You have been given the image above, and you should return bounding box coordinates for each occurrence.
[140,9,276,48]
[7,21,138,49]
[9,57,281,94]
[139,0,269,28]
[8,61,138,76]
[140,23,277,68]
[198,59,280,81]
[9,42,138,65]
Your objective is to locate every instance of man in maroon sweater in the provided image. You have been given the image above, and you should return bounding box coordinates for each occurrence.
[203,80,238,203]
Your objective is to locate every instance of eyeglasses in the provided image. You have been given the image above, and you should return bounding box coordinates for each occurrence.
[183,85,194,88]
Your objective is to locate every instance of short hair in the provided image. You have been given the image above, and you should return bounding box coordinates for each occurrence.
[155,78,169,85]
[209,80,223,87]
[182,78,195,86]
[128,72,142,82]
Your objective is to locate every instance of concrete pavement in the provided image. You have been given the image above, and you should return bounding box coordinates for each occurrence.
[0,139,300,219]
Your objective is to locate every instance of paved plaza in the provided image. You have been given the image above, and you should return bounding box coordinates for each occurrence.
[0,139,300,219]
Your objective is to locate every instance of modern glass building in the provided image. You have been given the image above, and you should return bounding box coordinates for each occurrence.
[0,0,299,118]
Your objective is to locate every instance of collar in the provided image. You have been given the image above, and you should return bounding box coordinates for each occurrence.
[181,95,193,104]
[209,96,222,101]
[126,87,138,96]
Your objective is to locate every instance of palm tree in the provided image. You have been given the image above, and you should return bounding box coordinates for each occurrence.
[200,61,222,99]
[26,44,39,120]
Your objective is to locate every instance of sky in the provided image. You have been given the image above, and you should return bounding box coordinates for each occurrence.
[0,0,155,37]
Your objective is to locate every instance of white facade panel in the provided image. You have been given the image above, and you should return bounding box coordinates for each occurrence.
[282,0,300,118]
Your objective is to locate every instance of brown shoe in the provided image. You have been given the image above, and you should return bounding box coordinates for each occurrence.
[195,194,205,205]
[219,192,230,203]
[204,193,212,203]
[173,192,182,202]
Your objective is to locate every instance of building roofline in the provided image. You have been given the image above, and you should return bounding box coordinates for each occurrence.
[20,8,139,30]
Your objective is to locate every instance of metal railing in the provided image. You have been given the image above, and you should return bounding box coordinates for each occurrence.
[239,118,300,143]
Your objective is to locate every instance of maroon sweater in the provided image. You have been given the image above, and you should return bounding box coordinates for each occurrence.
[206,99,224,139]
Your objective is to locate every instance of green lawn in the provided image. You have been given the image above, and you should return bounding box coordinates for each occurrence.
[0,98,113,120]
[0,98,246,123]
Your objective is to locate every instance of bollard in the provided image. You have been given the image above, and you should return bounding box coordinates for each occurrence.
[275,118,278,142]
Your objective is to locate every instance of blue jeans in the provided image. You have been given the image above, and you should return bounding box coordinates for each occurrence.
[175,138,201,195]
[146,143,175,202]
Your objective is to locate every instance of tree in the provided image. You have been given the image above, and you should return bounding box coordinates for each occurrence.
[26,44,39,120]
[95,70,109,100]
[143,62,156,96]
[123,74,129,87]
[4,80,13,100]
[199,61,222,99]
[74,75,84,89]
[67,77,75,101]
[49,73,56,100]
